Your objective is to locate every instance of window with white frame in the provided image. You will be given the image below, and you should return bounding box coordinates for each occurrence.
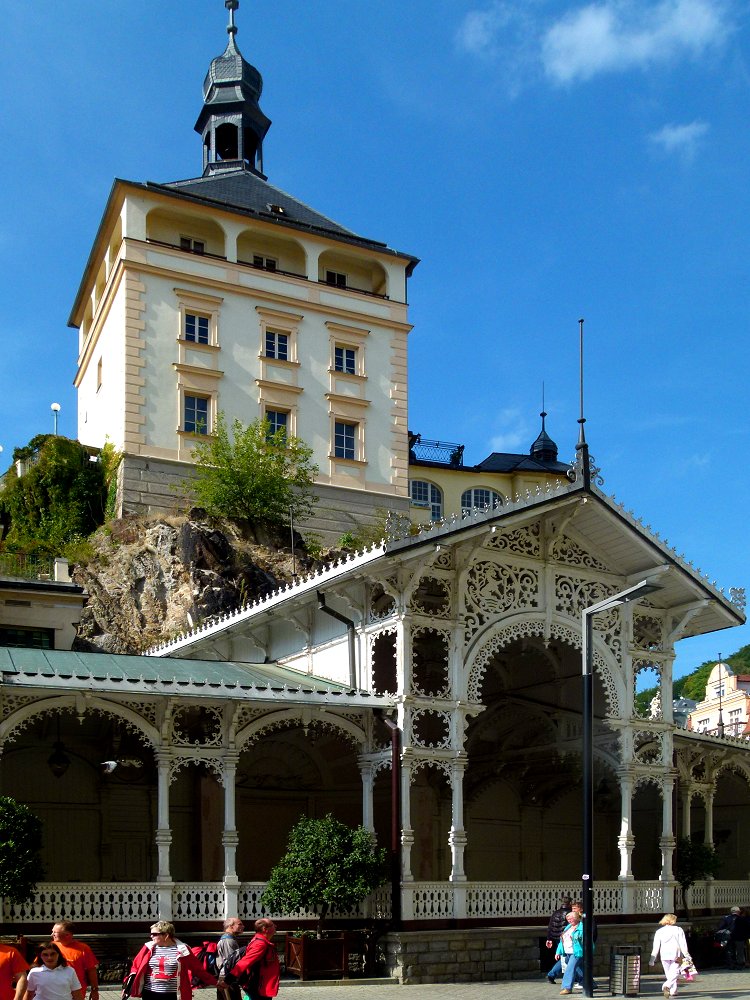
[696,718,709,732]
[334,421,357,460]
[265,330,289,361]
[184,394,210,435]
[410,480,443,520]
[184,312,210,345]
[253,254,277,271]
[326,270,347,288]
[334,345,357,375]
[180,236,205,254]
[265,409,288,438]
[461,487,503,513]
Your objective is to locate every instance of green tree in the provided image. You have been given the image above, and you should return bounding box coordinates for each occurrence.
[0,796,45,903]
[0,435,105,553]
[673,835,722,916]
[260,814,386,932]
[188,415,318,528]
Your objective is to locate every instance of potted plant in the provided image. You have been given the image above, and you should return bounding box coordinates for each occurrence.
[260,814,386,980]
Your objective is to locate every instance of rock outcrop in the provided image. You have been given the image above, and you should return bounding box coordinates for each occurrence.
[72,510,323,654]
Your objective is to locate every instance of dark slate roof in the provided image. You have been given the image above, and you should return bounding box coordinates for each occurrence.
[474,452,570,475]
[146,168,417,262]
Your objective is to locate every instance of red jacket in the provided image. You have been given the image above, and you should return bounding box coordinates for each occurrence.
[227,935,279,999]
[128,940,217,1000]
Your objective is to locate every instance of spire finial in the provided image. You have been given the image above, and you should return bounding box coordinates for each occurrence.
[574,317,591,489]
[541,381,547,424]
[226,0,239,37]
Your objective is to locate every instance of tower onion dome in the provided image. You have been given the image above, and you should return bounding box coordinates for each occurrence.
[194,1,272,178]
[530,410,559,463]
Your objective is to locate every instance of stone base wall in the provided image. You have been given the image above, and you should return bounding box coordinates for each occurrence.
[117,454,409,544]
[382,924,665,984]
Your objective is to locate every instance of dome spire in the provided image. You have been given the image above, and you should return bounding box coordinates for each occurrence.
[530,385,559,463]
[194,1,272,178]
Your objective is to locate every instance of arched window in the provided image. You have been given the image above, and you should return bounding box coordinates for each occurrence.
[410,480,443,521]
[461,487,503,514]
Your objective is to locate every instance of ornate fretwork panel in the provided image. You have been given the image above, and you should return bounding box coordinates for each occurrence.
[555,576,622,660]
[412,627,451,697]
[633,729,665,764]
[409,576,451,618]
[633,612,663,653]
[409,757,453,786]
[550,534,608,571]
[171,705,224,747]
[170,755,224,785]
[467,619,617,716]
[633,772,665,795]
[411,709,451,749]
[464,560,539,639]
[433,549,454,571]
[370,627,398,695]
[485,523,541,558]
[368,582,396,623]
[633,660,663,719]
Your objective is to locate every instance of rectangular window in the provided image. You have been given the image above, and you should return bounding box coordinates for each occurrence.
[184,313,210,344]
[334,421,356,460]
[334,345,357,375]
[266,410,288,438]
[0,625,54,649]
[253,254,277,271]
[265,330,289,361]
[180,236,205,254]
[326,270,347,288]
[184,394,209,435]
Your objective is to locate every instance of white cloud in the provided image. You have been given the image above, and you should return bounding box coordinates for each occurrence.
[456,1,732,88]
[542,0,730,84]
[488,408,529,451]
[649,119,710,158]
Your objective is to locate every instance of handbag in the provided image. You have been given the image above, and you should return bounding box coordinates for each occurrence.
[678,956,697,981]
[121,973,136,1000]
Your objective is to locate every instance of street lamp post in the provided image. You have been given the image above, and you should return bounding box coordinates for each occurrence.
[51,402,61,435]
[716,660,725,737]
[581,579,661,997]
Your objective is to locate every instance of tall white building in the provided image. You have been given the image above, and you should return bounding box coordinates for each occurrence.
[69,2,418,540]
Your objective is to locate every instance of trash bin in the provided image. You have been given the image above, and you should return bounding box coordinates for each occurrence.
[609,945,641,996]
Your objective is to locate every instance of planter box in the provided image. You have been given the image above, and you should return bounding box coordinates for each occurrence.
[284,933,352,981]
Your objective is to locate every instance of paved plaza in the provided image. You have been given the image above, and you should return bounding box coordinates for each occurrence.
[277,968,749,1000]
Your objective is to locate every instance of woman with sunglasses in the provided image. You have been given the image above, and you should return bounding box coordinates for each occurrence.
[126,922,220,1000]
[26,943,82,1000]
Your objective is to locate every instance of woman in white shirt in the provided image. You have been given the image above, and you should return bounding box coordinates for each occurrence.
[26,943,83,1000]
[649,913,690,999]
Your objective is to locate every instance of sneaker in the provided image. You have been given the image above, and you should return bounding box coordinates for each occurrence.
[572,985,583,992]
[560,991,571,996]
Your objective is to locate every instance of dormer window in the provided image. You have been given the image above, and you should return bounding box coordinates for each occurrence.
[268,204,286,215]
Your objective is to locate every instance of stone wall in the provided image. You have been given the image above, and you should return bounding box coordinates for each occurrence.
[382,923,672,984]
[117,454,409,544]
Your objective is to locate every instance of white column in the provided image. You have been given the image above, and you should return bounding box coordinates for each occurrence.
[617,771,636,913]
[659,778,676,911]
[359,760,375,833]
[703,788,715,847]
[400,758,414,883]
[155,752,173,919]
[681,789,692,838]
[222,753,240,919]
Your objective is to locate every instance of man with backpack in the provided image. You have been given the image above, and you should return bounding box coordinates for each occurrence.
[223,920,279,1000]
[216,920,244,1000]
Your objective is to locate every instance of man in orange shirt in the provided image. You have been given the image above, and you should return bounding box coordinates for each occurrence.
[51,922,99,1000]
[0,941,28,1000]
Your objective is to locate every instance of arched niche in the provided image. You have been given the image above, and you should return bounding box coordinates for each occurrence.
[146,207,226,258]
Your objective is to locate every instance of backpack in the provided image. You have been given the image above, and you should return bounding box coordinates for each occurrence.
[190,940,220,986]
[223,942,270,999]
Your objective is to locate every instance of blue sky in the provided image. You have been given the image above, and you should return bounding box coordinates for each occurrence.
[1,0,748,678]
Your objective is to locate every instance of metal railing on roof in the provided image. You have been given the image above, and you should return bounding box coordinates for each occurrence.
[410,436,465,467]
[0,552,55,581]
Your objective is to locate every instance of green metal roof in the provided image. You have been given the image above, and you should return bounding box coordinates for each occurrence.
[0,647,389,706]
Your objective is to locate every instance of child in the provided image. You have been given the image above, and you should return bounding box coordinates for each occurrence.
[26,943,83,1000]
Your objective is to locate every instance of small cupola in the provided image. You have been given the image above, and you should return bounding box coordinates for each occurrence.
[530,410,559,463]
[194,0,271,178]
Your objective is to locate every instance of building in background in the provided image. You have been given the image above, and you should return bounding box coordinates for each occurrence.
[0,556,85,650]
[69,4,418,542]
[688,661,750,738]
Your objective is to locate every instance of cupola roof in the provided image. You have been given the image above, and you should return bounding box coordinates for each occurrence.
[530,410,559,463]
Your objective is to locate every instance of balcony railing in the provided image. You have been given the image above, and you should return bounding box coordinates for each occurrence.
[7,878,746,924]
[410,435,465,467]
[0,552,55,581]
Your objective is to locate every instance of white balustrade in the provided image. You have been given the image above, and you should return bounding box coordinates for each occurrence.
[2,884,159,922]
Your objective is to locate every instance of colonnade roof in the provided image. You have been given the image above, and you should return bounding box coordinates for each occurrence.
[0,646,392,706]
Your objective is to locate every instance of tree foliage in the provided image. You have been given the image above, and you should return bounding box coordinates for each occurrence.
[673,835,721,915]
[0,796,45,903]
[260,814,386,930]
[0,435,106,553]
[188,415,318,527]
[634,644,750,714]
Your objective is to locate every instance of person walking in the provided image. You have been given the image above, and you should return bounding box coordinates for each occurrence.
[555,912,583,995]
[0,940,28,1000]
[216,920,244,1000]
[26,943,83,1000]
[545,897,572,984]
[718,905,750,970]
[127,921,220,1000]
[649,913,690,999]
[222,920,279,1000]
[50,923,98,1000]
